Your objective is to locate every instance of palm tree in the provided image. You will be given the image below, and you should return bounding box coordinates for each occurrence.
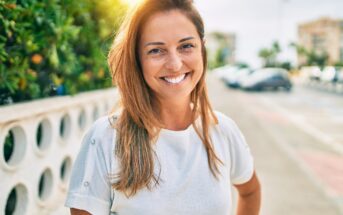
[289,42,328,68]
[258,41,281,67]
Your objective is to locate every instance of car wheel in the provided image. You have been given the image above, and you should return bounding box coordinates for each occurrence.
[285,86,292,91]
[255,86,263,91]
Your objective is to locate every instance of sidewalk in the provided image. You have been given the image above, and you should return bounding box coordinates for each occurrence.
[207,74,342,215]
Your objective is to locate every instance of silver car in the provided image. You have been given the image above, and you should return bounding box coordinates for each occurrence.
[240,68,292,91]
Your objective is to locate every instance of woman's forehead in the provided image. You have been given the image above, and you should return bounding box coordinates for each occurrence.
[139,10,199,44]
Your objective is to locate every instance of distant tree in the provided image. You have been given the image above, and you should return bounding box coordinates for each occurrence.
[279,61,292,71]
[212,47,227,68]
[207,31,234,69]
[289,42,328,68]
[307,51,328,68]
[334,61,343,67]
[234,62,249,69]
[258,41,281,67]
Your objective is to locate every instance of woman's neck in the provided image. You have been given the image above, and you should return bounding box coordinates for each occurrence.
[156,98,194,131]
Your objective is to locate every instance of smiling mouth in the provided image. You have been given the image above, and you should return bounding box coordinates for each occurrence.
[160,72,190,84]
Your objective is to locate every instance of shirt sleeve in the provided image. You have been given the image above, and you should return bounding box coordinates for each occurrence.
[216,112,254,185]
[65,117,114,214]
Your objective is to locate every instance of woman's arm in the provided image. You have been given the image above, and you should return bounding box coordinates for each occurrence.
[70,208,91,215]
[234,171,261,215]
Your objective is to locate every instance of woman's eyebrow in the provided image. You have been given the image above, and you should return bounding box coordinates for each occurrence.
[144,42,164,47]
[179,36,195,43]
[144,36,195,47]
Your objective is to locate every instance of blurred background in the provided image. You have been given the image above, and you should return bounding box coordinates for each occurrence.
[0,0,342,214]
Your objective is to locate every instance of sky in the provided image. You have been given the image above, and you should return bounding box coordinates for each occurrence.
[194,0,343,67]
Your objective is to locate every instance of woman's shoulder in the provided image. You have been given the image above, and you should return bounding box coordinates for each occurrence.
[213,110,243,138]
[84,114,118,149]
[89,114,116,133]
[213,110,237,128]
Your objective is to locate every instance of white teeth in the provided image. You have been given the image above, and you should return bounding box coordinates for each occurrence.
[163,74,186,84]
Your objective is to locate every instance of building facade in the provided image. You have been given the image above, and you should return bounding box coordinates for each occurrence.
[298,17,343,65]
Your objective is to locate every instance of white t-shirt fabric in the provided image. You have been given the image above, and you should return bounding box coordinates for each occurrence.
[65,111,254,215]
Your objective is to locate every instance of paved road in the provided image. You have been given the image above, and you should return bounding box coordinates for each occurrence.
[207,74,343,215]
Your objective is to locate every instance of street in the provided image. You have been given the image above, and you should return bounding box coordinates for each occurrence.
[207,74,343,215]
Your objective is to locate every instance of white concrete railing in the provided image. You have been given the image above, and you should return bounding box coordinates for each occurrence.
[0,88,118,215]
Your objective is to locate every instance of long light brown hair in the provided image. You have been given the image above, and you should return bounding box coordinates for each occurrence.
[108,0,222,197]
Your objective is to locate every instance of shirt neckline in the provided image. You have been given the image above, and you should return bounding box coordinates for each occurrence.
[159,116,200,136]
[160,124,194,136]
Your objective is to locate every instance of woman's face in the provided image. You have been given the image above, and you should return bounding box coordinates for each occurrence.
[139,10,204,103]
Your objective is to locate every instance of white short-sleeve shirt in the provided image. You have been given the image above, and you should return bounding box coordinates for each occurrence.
[65,111,254,215]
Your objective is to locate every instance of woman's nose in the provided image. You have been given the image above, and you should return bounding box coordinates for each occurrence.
[164,52,183,72]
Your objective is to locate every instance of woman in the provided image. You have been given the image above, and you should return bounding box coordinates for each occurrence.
[65,0,261,214]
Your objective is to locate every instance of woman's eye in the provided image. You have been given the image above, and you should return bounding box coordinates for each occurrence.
[180,43,195,51]
[147,48,162,55]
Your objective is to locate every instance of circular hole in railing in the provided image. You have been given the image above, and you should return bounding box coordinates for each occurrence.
[36,119,52,151]
[38,168,53,201]
[5,184,28,215]
[4,131,14,163]
[59,114,71,140]
[60,157,72,183]
[78,109,87,130]
[3,126,26,167]
[93,106,99,121]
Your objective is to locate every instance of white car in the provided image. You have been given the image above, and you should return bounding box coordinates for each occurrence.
[213,65,241,83]
[337,68,343,84]
[226,68,254,88]
[300,66,321,81]
[321,66,341,83]
[240,68,292,91]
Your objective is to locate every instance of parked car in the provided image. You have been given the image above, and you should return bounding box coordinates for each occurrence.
[321,66,341,83]
[240,68,292,91]
[226,68,254,88]
[219,66,242,84]
[300,66,321,81]
[212,65,240,80]
[309,66,322,81]
[337,68,343,84]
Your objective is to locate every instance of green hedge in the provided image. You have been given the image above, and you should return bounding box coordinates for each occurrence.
[0,0,127,105]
